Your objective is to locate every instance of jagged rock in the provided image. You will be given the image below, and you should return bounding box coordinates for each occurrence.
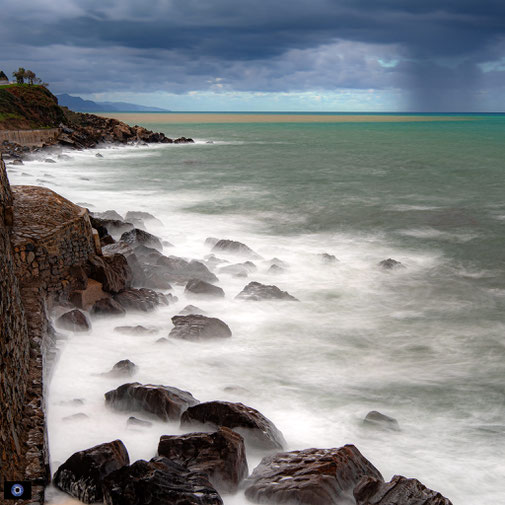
[319,253,338,264]
[105,382,199,421]
[219,264,249,278]
[363,411,400,431]
[95,153,103,158]
[378,258,405,270]
[236,281,298,301]
[102,457,222,505]
[100,234,115,246]
[120,228,163,252]
[245,445,383,505]
[93,210,124,221]
[102,360,137,378]
[169,315,232,341]
[133,244,163,263]
[157,427,248,493]
[185,279,225,298]
[91,297,126,316]
[56,309,91,332]
[211,239,261,259]
[125,211,163,227]
[90,216,134,237]
[102,242,145,286]
[354,474,453,505]
[174,136,195,144]
[53,440,129,504]
[87,253,132,294]
[179,305,206,315]
[114,325,158,335]
[156,255,218,283]
[114,288,168,312]
[181,401,285,451]
[127,416,153,428]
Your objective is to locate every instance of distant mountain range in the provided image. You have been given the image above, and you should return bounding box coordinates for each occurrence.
[56,94,170,112]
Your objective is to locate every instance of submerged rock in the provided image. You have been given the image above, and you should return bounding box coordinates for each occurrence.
[93,210,123,221]
[105,382,199,421]
[267,264,285,274]
[169,315,232,341]
[245,445,383,505]
[236,281,298,301]
[53,440,129,504]
[179,305,206,316]
[120,228,163,252]
[363,411,400,431]
[102,360,137,378]
[211,239,261,259]
[378,258,405,270]
[56,309,91,332]
[354,474,453,505]
[156,255,218,283]
[181,401,285,451]
[127,416,153,428]
[114,325,158,335]
[185,279,225,298]
[157,427,248,493]
[102,457,222,505]
[219,264,249,278]
[319,252,338,264]
[125,210,163,227]
[114,288,168,312]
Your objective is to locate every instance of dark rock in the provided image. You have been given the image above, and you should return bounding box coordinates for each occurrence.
[105,382,199,421]
[157,427,248,493]
[102,456,222,505]
[56,309,91,332]
[91,298,127,316]
[378,258,405,270]
[125,211,163,226]
[245,445,383,505]
[114,325,158,335]
[53,440,129,504]
[174,136,195,143]
[127,416,153,428]
[44,158,56,163]
[69,264,88,291]
[101,234,115,246]
[179,305,206,315]
[169,315,232,341]
[102,242,145,287]
[103,360,137,378]
[236,281,299,301]
[181,401,285,451]
[12,158,24,165]
[121,228,163,252]
[185,279,225,298]
[95,153,103,158]
[87,253,132,294]
[354,474,453,505]
[156,255,218,283]
[133,244,163,262]
[363,411,400,431]
[90,217,134,237]
[114,288,168,312]
[319,253,338,264]
[211,239,261,259]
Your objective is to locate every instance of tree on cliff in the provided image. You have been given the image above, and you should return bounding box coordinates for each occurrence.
[13,67,26,84]
[24,70,36,85]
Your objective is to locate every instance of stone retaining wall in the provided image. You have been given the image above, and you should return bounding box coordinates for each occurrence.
[0,129,61,147]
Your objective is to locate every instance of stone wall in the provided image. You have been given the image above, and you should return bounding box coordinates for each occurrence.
[0,129,61,147]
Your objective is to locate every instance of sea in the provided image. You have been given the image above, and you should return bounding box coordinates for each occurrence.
[6,112,505,504]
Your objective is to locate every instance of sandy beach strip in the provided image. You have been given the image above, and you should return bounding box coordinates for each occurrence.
[96,112,474,124]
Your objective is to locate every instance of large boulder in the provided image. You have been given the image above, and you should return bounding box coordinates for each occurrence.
[91,297,127,316]
[378,258,405,270]
[53,440,129,504]
[157,427,248,493]
[87,253,132,294]
[363,411,400,431]
[90,216,134,238]
[104,382,199,421]
[102,242,145,286]
[56,309,91,332]
[354,474,453,505]
[114,325,158,336]
[156,255,218,283]
[125,211,163,227]
[211,239,261,259]
[120,228,163,252]
[236,281,299,301]
[102,360,137,378]
[185,279,225,298]
[102,457,222,505]
[181,401,285,450]
[114,288,168,312]
[169,315,232,341]
[245,445,383,505]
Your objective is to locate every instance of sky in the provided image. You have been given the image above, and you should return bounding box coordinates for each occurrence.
[1,0,505,111]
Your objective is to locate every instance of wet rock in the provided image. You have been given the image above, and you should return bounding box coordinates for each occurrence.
[91,297,126,316]
[44,158,56,163]
[319,252,338,264]
[378,258,405,270]
[185,279,225,298]
[103,360,137,378]
[93,210,123,221]
[95,153,103,158]
[354,474,453,505]
[219,264,249,278]
[133,244,163,263]
[125,211,163,227]
[245,445,383,505]
[174,136,195,143]
[53,440,129,504]
[114,288,168,312]
[156,255,218,283]
[236,281,299,301]
[169,315,232,341]
[114,325,158,335]
[211,239,262,259]
[120,228,163,252]
[102,456,222,505]
[105,382,199,421]
[102,241,145,286]
[127,416,153,428]
[181,401,285,451]
[101,234,115,246]
[87,253,132,294]
[12,158,24,165]
[56,309,91,332]
[179,305,206,315]
[157,427,248,494]
[90,217,134,238]
[363,411,400,431]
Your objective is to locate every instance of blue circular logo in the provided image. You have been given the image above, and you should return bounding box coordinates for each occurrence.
[11,484,24,497]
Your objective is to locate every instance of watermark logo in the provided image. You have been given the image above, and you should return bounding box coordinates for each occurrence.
[3,481,32,500]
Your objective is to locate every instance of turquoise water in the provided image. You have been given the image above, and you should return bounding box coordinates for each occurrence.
[10,114,505,504]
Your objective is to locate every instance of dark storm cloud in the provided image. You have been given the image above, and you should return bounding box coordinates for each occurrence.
[1,0,505,109]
